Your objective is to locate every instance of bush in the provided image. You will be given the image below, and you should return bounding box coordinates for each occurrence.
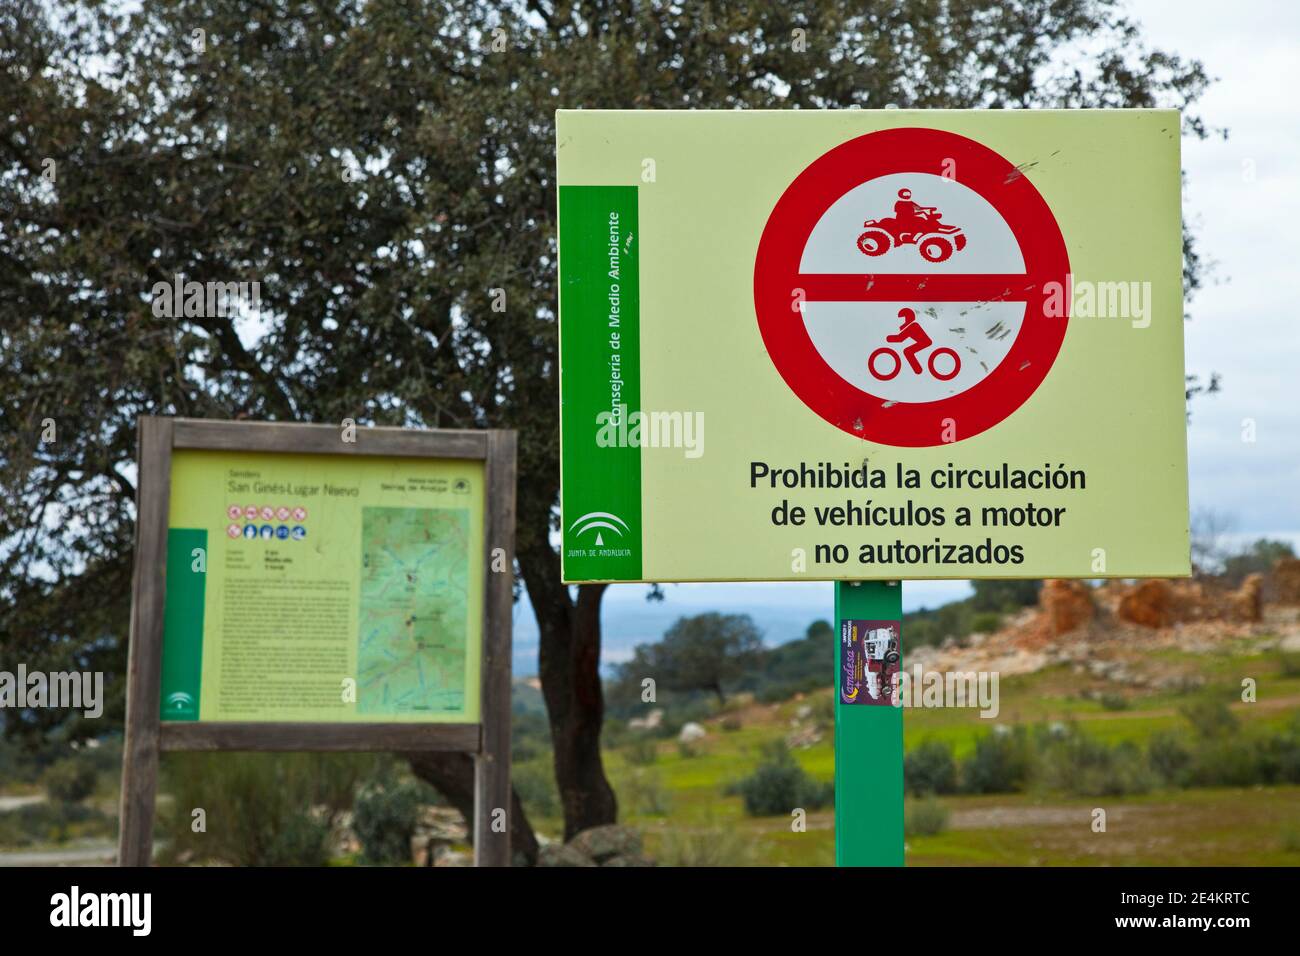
[1039,728,1153,797]
[624,735,659,766]
[961,727,1034,794]
[905,740,957,796]
[352,780,429,865]
[1179,698,1239,739]
[0,801,109,848]
[719,715,743,732]
[1147,731,1193,786]
[734,742,833,816]
[656,825,754,866]
[159,752,376,866]
[512,759,560,818]
[1187,738,1266,788]
[677,739,702,759]
[969,611,1001,634]
[1098,692,1129,712]
[618,768,673,816]
[1278,652,1300,678]
[904,797,950,837]
[43,758,97,804]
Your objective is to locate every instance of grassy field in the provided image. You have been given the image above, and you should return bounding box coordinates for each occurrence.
[517,645,1300,866]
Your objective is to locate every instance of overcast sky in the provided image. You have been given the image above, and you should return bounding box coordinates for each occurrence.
[518,0,1300,672]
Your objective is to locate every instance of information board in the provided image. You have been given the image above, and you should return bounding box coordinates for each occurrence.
[160,450,485,723]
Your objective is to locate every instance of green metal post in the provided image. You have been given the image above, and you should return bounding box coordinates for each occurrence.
[834,580,905,866]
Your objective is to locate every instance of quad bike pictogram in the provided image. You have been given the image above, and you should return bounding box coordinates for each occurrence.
[869,308,961,381]
[857,188,968,263]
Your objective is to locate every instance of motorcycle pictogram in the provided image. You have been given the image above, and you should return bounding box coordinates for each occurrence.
[857,188,967,263]
[868,308,961,381]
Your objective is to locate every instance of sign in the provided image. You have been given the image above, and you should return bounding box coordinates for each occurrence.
[557,110,1189,582]
[117,419,517,867]
[160,449,485,723]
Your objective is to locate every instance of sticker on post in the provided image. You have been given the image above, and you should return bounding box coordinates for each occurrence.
[840,619,901,706]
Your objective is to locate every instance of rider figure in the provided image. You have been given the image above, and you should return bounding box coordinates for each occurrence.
[892,188,934,237]
[886,307,932,374]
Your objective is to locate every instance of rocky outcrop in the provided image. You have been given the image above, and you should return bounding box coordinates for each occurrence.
[537,825,653,867]
[1273,558,1300,605]
[1117,579,1174,628]
[1040,579,1096,636]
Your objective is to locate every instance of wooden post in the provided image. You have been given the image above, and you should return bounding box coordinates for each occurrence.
[834,579,905,867]
[475,430,516,866]
[116,418,515,866]
[117,416,173,867]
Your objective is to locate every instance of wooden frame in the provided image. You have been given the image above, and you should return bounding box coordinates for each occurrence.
[117,417,516,867]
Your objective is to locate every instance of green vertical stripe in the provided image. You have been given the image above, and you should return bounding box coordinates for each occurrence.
[159,528,207,721]
[559,185,643,582]
[835,581,905,866]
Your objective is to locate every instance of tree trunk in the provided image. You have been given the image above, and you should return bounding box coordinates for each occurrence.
[405,751,539,866]
[519,539,618,840]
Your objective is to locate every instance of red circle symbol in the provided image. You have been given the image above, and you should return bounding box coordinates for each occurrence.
[754,127,1070,446]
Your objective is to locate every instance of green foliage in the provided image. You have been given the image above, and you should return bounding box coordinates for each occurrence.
[42,757,97,804]
[905,739,958,796]
[1098,692,1130,711]
[1278,652,1300,678]
[1037,729,1153,796]
[971,580,1042,613]
[734,742,833,817]
[904,798,951,837]
[1222,538,1295,585]
[616,613,763,705]
[512,759,561,819]
[962,727,1035,794]
[1179,698,1239,739]
[624,735,659,766]
[969,611,1002,634]
[1147,731,1193,786]
[353,780,431,865]
[0,800,110,848]
[656,824,754,867]
[159,752,377,866]
[618,769,673,817]
[677,739,702,759]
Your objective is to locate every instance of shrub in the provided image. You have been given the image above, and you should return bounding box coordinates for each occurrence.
[352,780,428,865]
[719,715,743,732]
[961,727,1034,794]
[905,740,957,796]
[1147,731,1193,786]
[1098,692,1129,712]
[1278,652,1300,678]
[1187,738,1266,788]
[43,758,97,804]
[969,611,1001,635]
[625,735,659,766]
[904,797,950,837]
[0,801,109,848]
[618,769,672,816]
[656,825,754,866]
[159,752,373,866]
[677,739,701,759]
[1039,728,1153,797]
[734,742,832,816]
[1179,698,1239,739]
[512,759,560,818]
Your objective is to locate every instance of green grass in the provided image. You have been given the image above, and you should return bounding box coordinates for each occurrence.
[548,648,1300,866]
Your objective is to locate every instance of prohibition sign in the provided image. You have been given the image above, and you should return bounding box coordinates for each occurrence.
[754,127,1070,447]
